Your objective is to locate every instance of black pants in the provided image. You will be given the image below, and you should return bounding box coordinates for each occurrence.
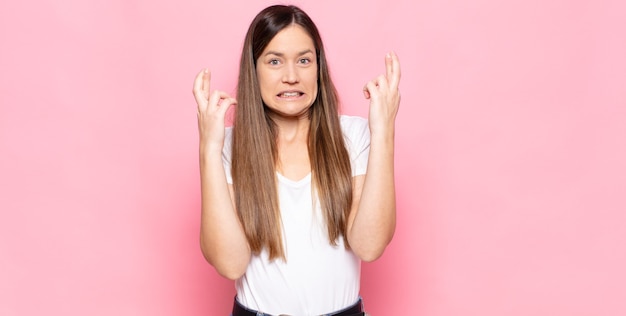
[231,297,365,316]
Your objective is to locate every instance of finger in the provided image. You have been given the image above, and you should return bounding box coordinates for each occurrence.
[364,80,379,99]
[218,97,237,115]
[376,74,388,92]
[390,52,401,88]
[192,68,211,95]
[362,85,371,99]
[385,52,393,81]
[207,90,234,111]
[193,69,211,108]
[203,69,211,93]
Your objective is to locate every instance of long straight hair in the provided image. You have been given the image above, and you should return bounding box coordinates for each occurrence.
[232,5,352,260]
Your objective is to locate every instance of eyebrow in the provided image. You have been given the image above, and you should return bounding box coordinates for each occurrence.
[263,49,314,57]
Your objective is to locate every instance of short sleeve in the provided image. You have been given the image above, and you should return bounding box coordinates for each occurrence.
[340,115,370,176]
[222,127,234,184]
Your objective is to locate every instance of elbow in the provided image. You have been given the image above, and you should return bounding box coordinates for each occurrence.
[201,250,248,280]
[360,250,384,262]
[349,238,391,262]
[215,264,247,280]
[349,231,395,262]
[200,240,249,280]
[353,246,387,262]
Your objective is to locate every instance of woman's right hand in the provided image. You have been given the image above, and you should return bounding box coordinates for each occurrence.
[194,69,250,279]
[193,69,237,151]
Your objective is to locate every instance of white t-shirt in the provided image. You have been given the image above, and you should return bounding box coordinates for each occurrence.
[222,115,370,315]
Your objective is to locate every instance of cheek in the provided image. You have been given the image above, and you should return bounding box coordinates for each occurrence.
[306,70,318,90]
[310,74,319,96]
[259,86,273,105]
[257,72,273,101]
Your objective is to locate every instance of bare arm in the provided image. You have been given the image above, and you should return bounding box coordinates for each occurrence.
[193,69,251,279]
[347,52,401,262]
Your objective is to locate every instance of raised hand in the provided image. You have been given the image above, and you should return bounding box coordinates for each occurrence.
[363,52,401,136]
[193,69,237,151]
[349,53,400,262]
[194,69,250,278]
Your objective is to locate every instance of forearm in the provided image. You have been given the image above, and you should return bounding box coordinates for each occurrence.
[199,146,251,279]
[348,130,397,261]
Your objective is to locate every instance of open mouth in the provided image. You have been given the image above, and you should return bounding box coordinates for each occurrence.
[278,91,303,98]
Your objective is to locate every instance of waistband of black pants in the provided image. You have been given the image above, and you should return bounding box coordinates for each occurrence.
[231,296,365,316]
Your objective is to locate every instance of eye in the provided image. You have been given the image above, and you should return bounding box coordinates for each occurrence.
[298,58,311,64]
[269,59,280,65]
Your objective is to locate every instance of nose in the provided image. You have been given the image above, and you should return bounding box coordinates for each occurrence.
[282,62,299,84]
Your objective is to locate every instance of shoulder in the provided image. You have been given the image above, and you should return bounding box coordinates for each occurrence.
[340,115,368,128]
[339,115,370,175]
[339,115,369,140]
[340,115,368,132]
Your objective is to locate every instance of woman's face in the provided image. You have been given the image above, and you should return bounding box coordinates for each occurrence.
[256,24,318,119]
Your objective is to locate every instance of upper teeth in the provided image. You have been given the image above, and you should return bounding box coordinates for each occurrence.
[282,92,299,97]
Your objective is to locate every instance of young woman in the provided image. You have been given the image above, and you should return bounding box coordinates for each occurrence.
[193,5,400,316]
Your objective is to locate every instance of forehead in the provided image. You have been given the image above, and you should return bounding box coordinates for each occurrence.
[263,24,315,54]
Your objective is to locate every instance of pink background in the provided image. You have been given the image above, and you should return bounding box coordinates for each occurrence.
[1,0,625,315]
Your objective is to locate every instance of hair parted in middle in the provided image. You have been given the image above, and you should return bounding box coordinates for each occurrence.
[231,4,353,261]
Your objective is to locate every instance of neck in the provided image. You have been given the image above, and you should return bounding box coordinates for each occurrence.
[270,114,310,144]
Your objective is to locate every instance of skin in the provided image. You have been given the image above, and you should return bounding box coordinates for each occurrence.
[193,24,401,279]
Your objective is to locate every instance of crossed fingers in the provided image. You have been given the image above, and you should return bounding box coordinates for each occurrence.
[193,68,236,115]
[363,52,401,99]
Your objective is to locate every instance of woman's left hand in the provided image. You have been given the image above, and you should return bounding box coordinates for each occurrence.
[349,52,400,261]
[363,52,401,136]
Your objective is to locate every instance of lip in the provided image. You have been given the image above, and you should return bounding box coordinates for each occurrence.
[276,90,304,98]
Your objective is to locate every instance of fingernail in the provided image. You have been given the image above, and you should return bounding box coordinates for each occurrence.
[386,52,392,59]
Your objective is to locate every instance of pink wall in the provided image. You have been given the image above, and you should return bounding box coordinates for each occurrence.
[1,0,625,315]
